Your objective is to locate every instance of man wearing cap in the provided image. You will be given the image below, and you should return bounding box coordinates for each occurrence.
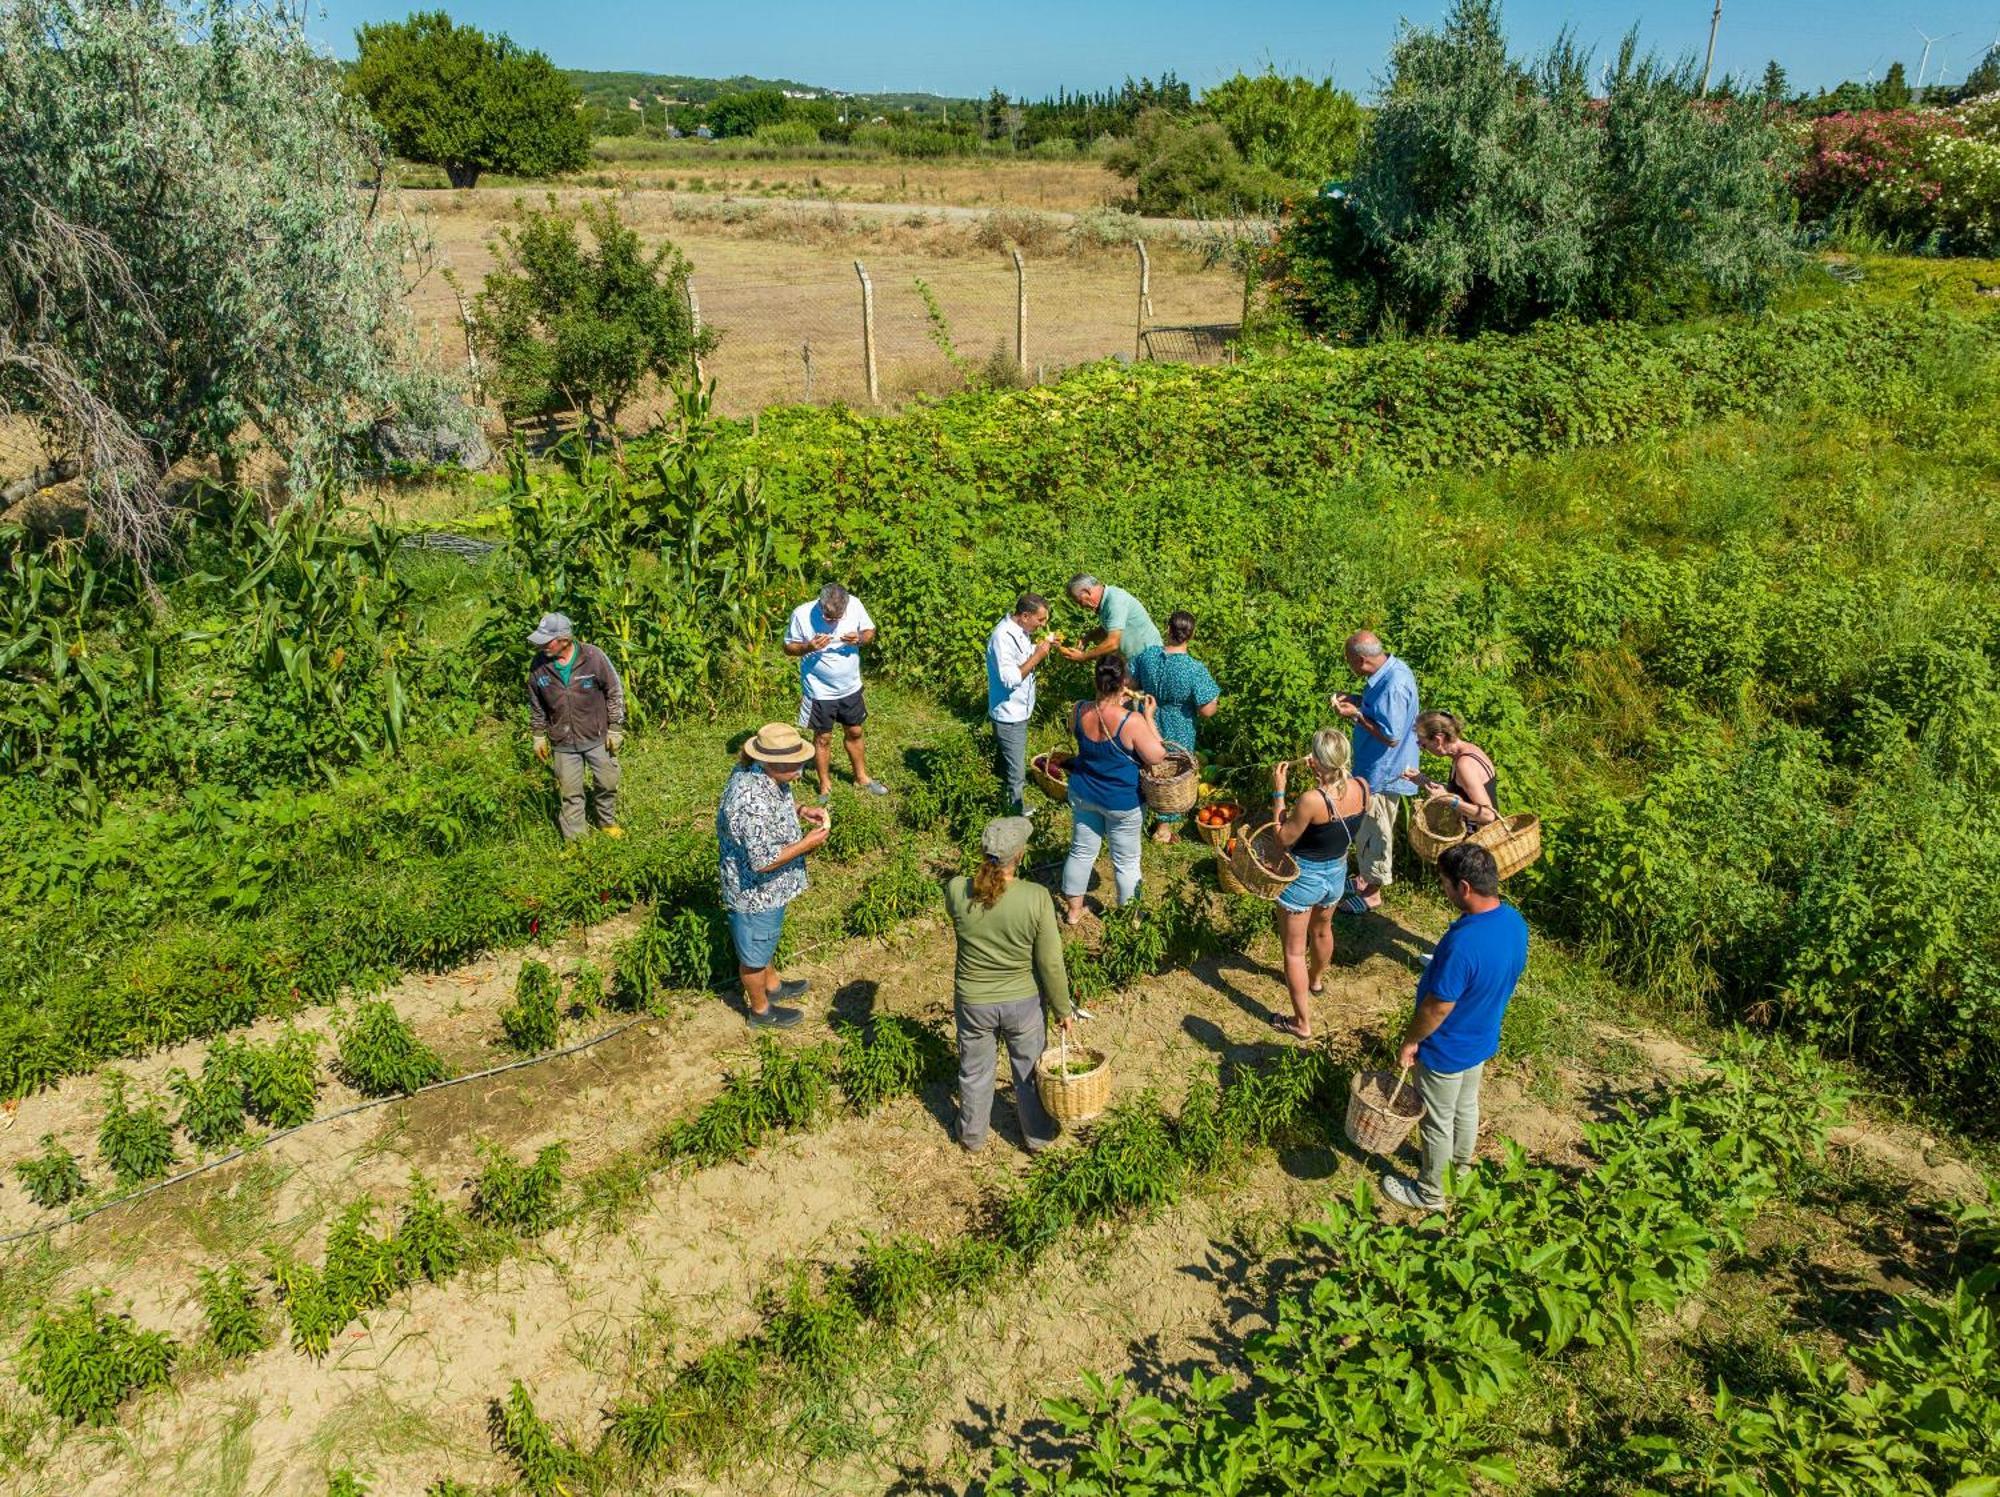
[784,582,886,800]
[717,722,829,1029]
[943,815,1074,1152]
[526,613,627,842]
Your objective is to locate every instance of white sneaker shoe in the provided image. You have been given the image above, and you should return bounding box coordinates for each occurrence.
[1380,1172,1442,1212]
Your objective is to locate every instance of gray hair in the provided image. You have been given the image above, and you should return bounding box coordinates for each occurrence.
[1014,591,1049,618]
[1345,631,1386,659]
[818,583,849,621]
[1067,573,1099,599]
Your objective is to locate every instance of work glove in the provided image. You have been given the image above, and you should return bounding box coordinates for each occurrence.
[606,729,625,754]
[532,734,551,763]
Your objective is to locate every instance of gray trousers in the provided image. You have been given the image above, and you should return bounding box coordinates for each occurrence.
[955,994,1056,1150]
[552,743,620,840]
[1415,1060,1484,1205]
[992,718,1030,813]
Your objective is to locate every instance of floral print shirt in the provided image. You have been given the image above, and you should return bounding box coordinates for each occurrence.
[717,764,808,913]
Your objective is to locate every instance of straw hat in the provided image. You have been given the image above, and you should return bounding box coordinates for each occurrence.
[742,722,815,766]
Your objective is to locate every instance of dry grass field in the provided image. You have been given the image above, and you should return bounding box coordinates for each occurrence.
[401,184,1246,420]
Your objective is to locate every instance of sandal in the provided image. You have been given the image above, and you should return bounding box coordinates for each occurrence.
[1335,891,1374,915]
[1269,1014,1312,1040]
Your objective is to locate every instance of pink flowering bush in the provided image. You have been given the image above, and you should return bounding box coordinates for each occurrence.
[1791,110,1963,222]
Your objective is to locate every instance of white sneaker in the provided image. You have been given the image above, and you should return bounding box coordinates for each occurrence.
[1380,1172,1441,1212]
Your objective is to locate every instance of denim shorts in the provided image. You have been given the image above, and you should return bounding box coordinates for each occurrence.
[727,905,787,970]
[1278,854,1348,913]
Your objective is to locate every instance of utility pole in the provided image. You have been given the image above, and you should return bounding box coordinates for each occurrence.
[1699,0,1723,96]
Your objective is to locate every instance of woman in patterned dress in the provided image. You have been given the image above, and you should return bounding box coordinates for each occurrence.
[1130,611,1221,844]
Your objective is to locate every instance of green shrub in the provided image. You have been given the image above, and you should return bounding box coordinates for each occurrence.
[171,1039,249,1150]
[899,730,1003,844]
[659,1037,839,1166]
[762,1263,864,1379]
[488,1380,593,1497]
[845,845,938,937]
[393,1173,470,1283]
[97,1073,176,1187]
[15,1133,86,1209]
[835,1015,953,1114]
[196,1264,267,1360]
[472,1142,569,1235]
[239,1026,321,1129]
[268,1198,402,1358]
[337,1000,446,1096]
[500,961,562,1055]
[21,1290,177,1424]
[824,780,894,861]
[567,960,606,1017]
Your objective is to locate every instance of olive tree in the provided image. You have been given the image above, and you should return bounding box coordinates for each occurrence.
[348,12,590,190]
[0,0,470,561]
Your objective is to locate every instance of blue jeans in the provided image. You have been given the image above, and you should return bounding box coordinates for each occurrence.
[1062,798,1144,905]
[1278,853,1348,912]
[727,905,787,971]
[992,718,1030,814]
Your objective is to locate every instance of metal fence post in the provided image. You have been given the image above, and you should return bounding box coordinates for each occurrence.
[1012,248,1027,374]
[854,260,880,405]
[1134,240,1151,361]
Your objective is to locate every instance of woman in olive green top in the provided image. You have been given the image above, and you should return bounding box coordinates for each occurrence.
[945,816,1075,1153]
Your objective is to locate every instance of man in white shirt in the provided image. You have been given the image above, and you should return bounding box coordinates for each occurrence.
[986,592,1054,814]
[784,582,886,798]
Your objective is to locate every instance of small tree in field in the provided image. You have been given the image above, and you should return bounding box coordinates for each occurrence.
[348,11,589,189]
[0,0,467,560]
[473,198,714,443]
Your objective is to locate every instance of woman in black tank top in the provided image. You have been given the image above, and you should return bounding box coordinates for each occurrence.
[1407,711,1499,828]
[1264,728,1370,1040]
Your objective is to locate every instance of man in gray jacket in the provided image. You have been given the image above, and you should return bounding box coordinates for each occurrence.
[526,612,626,841]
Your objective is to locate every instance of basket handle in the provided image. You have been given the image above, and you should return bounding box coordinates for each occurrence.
[1390,1066,1411,1112]
[1058,1031,1072,1089]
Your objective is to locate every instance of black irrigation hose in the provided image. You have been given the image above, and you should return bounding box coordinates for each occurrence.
[0,851,1076,1248]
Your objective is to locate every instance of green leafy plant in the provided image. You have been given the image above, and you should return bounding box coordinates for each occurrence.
[472,1142,569,1236]
[658,1037,839,1167]
[845,845,938,937]
[268,1198,401,1359]
[171,1039,249,1150]
[834,1015,953,1114]
[393,1173,471,1283]
[239,1026,321,1129]
[337,1000,446,1097]
[500,961,562,1055]
[488,1380,594,1497]
[762,1263,864,1379]
[196,1264,268,1361]
[608,1341,765,1471]
[20,1290,177,1425]
[15,1133,85,1209]
[97,1072,176,1187]
[568,960,606,1017]
[326,1472,371,1497]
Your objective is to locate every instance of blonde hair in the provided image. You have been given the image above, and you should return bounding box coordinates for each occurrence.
[971,855,1015,909]
[1308,727,1353,798]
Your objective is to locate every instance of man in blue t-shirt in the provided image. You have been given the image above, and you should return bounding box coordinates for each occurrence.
[1381,842,1529,1211]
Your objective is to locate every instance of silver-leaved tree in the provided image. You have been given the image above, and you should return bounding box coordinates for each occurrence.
[0,0,471,561]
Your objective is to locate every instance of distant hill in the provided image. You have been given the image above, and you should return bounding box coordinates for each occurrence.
[564,69,977,115]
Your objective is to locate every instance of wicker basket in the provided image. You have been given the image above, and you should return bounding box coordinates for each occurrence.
[1035,1039,1111,1125]
[1468,812,1542,880]
[1193,801,1244,848]
[1140,742,1199,815]
[1226,822,1300,901]
[1409,797,1469,864]
[1214,841,1249,894]
[1344,1068,1425,1156]
[1029,752,1071,804]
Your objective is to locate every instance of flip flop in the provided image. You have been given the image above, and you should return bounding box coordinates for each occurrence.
[1269,1015,1312,1040]
[1335,891,1373,915]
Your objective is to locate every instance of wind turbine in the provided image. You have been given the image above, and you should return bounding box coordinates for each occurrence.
[1913,26,1957,90]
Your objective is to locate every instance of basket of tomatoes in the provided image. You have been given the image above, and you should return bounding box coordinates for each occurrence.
[1192,800,1243,848]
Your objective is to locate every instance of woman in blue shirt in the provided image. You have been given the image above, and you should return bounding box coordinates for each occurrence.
[1130,610,1221,845]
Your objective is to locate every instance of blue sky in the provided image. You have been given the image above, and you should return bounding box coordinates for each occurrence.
[307,0,2000,98]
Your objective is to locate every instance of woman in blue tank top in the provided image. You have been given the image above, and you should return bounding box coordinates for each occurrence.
[1061,657,1167,923]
